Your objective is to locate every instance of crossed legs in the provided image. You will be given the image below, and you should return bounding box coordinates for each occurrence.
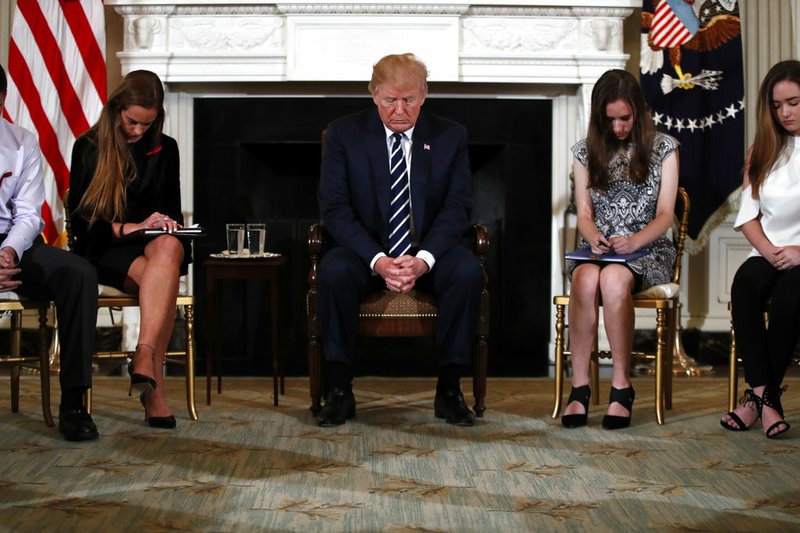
[124,236,184,419]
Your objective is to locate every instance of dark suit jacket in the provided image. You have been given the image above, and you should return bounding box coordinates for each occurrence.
[319,108,472,265]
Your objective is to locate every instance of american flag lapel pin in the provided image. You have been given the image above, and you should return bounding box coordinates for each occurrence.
[423,143,431,151]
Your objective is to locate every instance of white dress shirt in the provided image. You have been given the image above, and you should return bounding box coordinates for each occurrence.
[734,136,800,258]
[0,118,45,262]
[369,125,435,271]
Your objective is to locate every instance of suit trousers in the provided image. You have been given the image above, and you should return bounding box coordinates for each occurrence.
[731,256,800,388]
[318,243,483,367]
[12,237,98,393]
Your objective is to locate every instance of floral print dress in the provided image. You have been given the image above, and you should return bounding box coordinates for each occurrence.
[569,132,678,290]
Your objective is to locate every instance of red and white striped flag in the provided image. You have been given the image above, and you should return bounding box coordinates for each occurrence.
[3,0,106,246]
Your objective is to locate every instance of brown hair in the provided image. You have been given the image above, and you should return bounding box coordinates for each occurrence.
[77,70,165,223]
[368,53,428,96]
[748,59,800,199]
[586,69,655,189]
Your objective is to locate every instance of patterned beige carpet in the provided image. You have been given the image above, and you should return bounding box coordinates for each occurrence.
[0,375,798,532]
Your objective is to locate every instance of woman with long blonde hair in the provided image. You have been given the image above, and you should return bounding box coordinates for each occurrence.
[70,70,191,429]
[721,60,800,438]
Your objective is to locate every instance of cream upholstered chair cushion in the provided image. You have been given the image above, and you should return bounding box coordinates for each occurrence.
[634,282,680,299]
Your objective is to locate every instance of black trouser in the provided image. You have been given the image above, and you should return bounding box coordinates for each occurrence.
[318,244,483,368]
[731,256,800,388]
[12,236,98,393]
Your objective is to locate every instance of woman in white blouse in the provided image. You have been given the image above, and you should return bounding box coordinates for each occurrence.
[721,60,800,438]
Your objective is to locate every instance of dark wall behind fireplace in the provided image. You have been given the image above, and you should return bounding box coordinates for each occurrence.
[193,95,552,378]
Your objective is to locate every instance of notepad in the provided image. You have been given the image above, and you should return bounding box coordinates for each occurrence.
[123,224,206,240]
[564,248,647,263]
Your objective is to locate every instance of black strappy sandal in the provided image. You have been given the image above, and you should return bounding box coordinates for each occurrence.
[602,386,635,430]
[720,389,760,431]
[761,385,791,439]
[561,385,591,428]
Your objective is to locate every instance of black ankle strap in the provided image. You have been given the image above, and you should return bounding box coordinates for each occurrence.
[608,386,635,410]
[567,385,591,407]
[761,385,787,417]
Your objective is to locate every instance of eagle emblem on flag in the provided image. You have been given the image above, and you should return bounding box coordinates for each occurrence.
[640,0,743,248]
[642,0,740,95]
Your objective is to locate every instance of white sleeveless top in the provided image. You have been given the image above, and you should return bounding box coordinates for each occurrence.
[734,135,800,258]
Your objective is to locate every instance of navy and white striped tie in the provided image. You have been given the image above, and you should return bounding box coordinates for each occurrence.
[388,132,411,257]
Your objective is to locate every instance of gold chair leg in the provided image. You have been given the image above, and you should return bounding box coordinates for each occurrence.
[551,303,565,419]
[184,304,198,421]
[84,388,93,414]
[10,311,21,414]
[728,318,738,413]
[38,307,54,427]
[655,308,666,425]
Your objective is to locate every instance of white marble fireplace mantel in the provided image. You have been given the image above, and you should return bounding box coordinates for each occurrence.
[105,0,640,349]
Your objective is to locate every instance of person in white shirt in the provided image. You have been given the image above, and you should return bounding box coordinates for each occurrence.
[0,64,99,441]
[721,60,800,439]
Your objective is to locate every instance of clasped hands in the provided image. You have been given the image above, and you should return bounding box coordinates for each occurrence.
[375,255,429,293]
[0,246,21,294]
[591,233,638,255]
[772,246,800,271]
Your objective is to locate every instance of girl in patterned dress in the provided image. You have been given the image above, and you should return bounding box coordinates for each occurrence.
[561,69,679,430]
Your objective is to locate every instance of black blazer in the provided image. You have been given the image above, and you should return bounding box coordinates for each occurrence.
[68,129,190,268]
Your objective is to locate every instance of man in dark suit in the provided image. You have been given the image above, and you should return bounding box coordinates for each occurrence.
[317,53,483,427]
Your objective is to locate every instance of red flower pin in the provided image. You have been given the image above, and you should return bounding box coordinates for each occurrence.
[0,171,11,187]
[146,145,162,156]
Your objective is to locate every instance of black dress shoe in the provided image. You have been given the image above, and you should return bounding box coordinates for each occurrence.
[58,405,99,442]
[434,389,475,426]
[316,388,356,427]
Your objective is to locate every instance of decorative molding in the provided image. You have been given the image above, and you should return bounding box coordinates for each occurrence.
[171,18,284,52]
[277,3,469,15]
[462,19,578,53]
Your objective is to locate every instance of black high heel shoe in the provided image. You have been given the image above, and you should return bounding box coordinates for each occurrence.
[602,386,635,430]
[561,385,591,428]
[128,344,156,395]
[138,393,177,429]
[761,385,790,439]
[720,389,760,431]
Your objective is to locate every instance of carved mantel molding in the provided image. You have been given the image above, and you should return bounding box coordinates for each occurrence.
[106,1,636,84]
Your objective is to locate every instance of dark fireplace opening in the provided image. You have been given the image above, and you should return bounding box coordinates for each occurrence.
[193,96,552,378]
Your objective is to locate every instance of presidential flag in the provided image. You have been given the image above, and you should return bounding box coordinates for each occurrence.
[3,0,106,246]
[641,0,743,250]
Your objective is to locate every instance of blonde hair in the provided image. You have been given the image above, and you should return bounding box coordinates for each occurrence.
[77,70,165,223]
[748,60,800,199]
[368,53,428,96]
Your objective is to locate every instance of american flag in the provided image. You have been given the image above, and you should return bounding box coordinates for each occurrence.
[3,0,106,246]
[650,0,699,49]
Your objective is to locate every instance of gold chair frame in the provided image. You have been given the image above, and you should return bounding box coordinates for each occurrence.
[0,298,53,426]
[551,186,690,425]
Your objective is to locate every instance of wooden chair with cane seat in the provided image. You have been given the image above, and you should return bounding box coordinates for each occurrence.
[551,186,690,425]
[0,296,54,426]
[63,190,198,420]
[306,223,490,417]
